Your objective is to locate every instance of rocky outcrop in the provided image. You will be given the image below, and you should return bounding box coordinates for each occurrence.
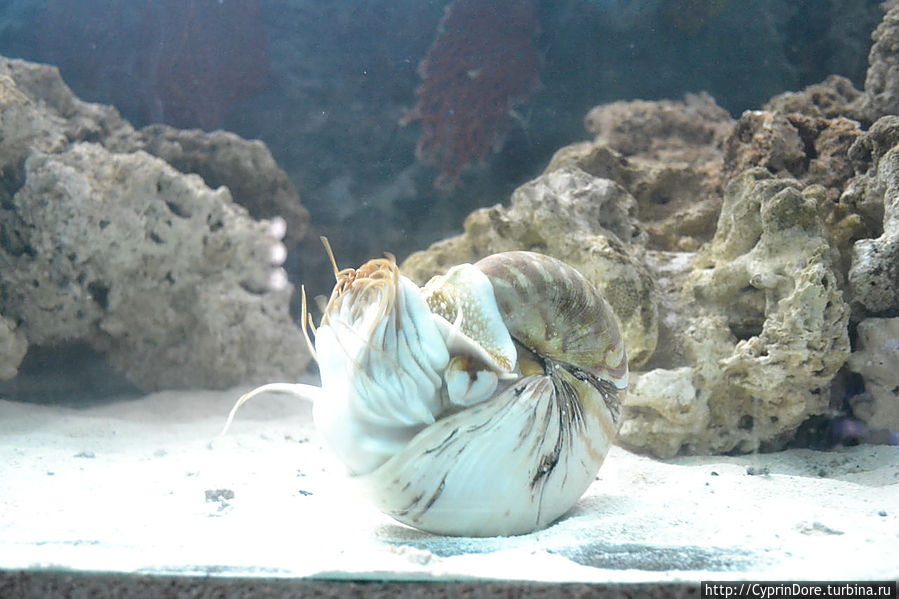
[619,171,851,457]
[0,56,310,390]
[1,57,308,246]
[846,116,899,316]
[859,5,899,123]
[108,126,308,248]
[550,94,733,252]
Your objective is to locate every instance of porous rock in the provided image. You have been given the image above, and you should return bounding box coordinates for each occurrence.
[721,106,866,274]
[859,5,899,122]
[0,56,308,245]
[109,126,309,248]
[723,110,862,201]
[847,317,899,430]
[0,315,27,380]
[0,142,308,391]
[402,166,659,368]
[551,94,733,252]
[583,93,733,157]
[619,170,851,457]
[0,57,311,392]
[763,75,863,120]
[846,116,899,316]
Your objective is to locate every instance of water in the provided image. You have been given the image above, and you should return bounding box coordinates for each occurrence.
[0,0,896,588]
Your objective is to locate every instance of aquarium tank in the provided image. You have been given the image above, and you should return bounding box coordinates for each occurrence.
[0,0,897,597]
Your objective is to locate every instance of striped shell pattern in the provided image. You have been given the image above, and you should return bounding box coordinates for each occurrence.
[318,251,627,536]
[228,251,627,537]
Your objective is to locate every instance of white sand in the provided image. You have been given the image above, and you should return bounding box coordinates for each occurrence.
[0,386,897,583]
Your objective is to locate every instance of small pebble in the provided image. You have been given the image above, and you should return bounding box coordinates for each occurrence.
[746,465,770,476]
[73,451,96,459]
[298,489,313,496]
[710,471,719,476]
[878,510,887,517]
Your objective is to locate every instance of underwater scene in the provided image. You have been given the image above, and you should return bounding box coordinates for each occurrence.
[0,0,897,592]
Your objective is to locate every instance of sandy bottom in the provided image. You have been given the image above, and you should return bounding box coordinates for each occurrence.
[0,386,896,583]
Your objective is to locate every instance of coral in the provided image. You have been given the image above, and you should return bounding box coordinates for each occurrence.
[402,166,658,369]
[848,317,899,430]
[618,170,851,457]
[0,56,309,392]
[847,116,899,316]
[38,0,269,130]
[402,0,540,189]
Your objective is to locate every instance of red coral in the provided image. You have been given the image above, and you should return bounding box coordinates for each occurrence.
[39,0,269,131]
[403,0,541,190]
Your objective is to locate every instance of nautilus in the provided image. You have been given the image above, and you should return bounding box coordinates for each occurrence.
[225,245,628,537]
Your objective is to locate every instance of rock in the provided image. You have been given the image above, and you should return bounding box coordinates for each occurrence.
[619,170,851,457]
[108,126,309,248]
[0,57,311,392]
[846,117,899,315]
[723,110,862,200]
[1,142,308,391]
[722,108,865,273]
[0,315,27,380]
[764,75,863,120]
[617,367,707,459]
[564,94,733,252]
[848,317,899,430]
[0,55,133,150]
[402,166,659,368]
[583,93,733,158]
[723,110,808,181]
[0,56,308,247]
[859,6,899,122]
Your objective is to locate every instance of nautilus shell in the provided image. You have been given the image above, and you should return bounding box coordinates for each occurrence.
[226,250,627,537]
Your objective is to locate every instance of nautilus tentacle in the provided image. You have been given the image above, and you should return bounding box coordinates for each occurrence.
[313,258,451,475]
[226,248,627,537]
